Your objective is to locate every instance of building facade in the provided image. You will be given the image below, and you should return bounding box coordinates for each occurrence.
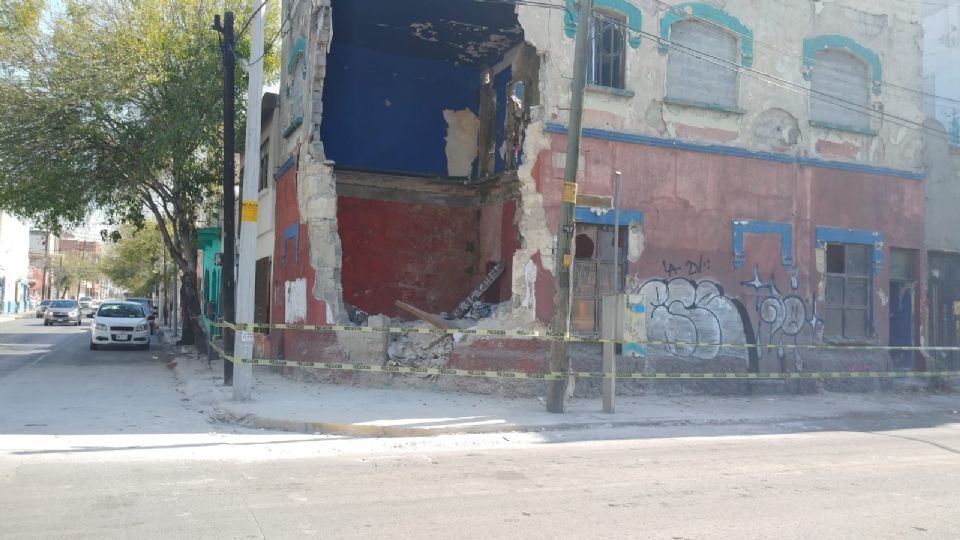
[266,0,930,391]
[0,213,31,313]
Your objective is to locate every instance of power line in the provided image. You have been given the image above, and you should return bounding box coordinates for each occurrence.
[590,11,953,144]
[236,0,271,40]
[464,0,960,112]
[461,0,949,142]
[647,0,960,108]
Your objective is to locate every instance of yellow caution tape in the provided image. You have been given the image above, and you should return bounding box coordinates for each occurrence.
[208,342,960,381]
[207,319,960,352]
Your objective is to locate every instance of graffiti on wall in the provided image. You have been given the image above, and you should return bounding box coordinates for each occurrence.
[661,254,711,277]
[628,277,752,361]
[740,266,820,371]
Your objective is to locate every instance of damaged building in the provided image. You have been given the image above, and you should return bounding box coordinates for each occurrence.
[262,0,933,394]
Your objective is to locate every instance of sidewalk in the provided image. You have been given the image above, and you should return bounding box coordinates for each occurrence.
[169,350,960,438]
[0,312,31,324]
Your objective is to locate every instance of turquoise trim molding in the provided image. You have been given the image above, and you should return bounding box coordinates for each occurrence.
[544,122,926,181]
[664,95,746,115]
[287,37,306,74]
[565,0,642,48]
[587,83,636,98]
[809,120,879,137]
[658,2,753,67]
[803,35,882,96]
[282,116,303,139]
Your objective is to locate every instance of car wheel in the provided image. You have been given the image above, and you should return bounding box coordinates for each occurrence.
[90,343,97,350]
[43,321,49,327]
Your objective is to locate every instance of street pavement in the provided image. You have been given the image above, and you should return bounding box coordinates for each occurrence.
[1,317,959,539]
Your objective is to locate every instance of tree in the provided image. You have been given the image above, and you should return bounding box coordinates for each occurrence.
[52,250,102,299]
[0,0,279,343]
[100,222,175,297]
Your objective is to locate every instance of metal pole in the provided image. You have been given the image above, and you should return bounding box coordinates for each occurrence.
[214,11,237,385]
[613,171,621,293]
[546,0,594,413]
[603,171,622,414]
[233,0,265,401]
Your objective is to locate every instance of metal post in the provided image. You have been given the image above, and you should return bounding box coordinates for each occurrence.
[546,0,594,414]
[602,171,622,414]
[232,0,265,401]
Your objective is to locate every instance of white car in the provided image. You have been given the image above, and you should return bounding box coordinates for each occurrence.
[90,301,153,350]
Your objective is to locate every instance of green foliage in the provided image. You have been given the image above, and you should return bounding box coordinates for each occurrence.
[53,251,104,298]
[0,0,281,341]
[100,222,174,296]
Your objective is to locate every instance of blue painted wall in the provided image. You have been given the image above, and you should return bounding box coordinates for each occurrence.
[321,44,482,176]
[494,66,512,174]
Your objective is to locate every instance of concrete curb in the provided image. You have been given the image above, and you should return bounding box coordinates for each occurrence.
[212,408,858,438]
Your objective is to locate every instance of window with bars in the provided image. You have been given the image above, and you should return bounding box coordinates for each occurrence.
[590,12,626,90]
[571,224,625,335]
[258,139,270,192]
[824,243,870,339]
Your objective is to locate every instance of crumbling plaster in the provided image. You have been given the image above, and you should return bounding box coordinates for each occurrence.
[521,0,925,172]
[282,0,346,323]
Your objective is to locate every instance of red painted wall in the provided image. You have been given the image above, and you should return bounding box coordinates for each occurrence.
[338,197,483,318]
[531,131,926,371]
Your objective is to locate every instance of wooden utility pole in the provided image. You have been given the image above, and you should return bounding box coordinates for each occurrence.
[213,11,236,385]
[546,0,593,413]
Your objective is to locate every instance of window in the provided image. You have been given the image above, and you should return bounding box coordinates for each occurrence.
[572,224,625,334]
[258,139,270,192]
[590,12,626,90]
[666,19,739,109]
[810,49,870,131]
[824,244,870,339]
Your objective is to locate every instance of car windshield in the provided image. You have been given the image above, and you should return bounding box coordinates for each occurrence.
[98,304,144,318]
[50,300,76,308]
[39,300,51,306]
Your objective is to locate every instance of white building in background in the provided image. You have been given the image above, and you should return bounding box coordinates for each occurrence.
[0,213,31,313]
[924,3,960,142]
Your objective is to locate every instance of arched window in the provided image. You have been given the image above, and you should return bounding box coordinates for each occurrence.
[590,11,627,89]
[666,19,739,109]
[810,49,870,131]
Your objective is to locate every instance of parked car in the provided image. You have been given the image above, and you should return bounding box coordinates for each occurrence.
[44,299,82,326]
[90,301,153,350]
[78,296,95,317]
[35,299,52,318]
[124,297,158,332]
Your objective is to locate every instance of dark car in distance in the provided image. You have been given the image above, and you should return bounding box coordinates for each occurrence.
[44,299,82,326]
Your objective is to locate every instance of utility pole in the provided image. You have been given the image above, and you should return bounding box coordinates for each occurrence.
[233,0,265,401]
[213,11,237,386]
[546,0,593,413]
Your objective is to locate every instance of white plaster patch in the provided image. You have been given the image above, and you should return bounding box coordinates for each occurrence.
[443,109,480,177]
[877,288,889,307]
[628,222,644,263]
[285,278,308,324]
[522,259,537,311]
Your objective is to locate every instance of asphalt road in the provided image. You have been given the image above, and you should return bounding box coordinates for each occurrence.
[0,318,959,539]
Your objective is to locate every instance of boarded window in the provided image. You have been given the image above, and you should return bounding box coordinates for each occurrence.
[572,224,625,335]
[810,49,870,130]
[590,12,626,89]
[824,244,870,339]
[666,20,739,109]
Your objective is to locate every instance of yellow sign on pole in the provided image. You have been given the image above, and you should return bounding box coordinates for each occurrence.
[240,200,258,222]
